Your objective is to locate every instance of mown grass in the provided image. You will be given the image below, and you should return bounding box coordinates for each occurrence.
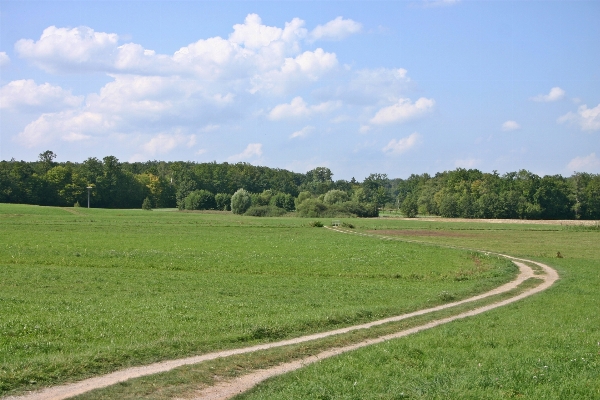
[237,218,600,399]
[0,205,516,396]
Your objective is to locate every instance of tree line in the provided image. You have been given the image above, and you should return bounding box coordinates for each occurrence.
[1,151,598,219]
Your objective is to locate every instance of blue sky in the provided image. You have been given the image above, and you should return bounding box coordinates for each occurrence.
[1,1,599,180]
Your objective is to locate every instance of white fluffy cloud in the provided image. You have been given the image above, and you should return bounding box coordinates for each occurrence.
[0,79,82,111]
[142,133,196,155]
[268,97,339,120]
[370,97,435,125]
[531,87,565,102]
[567,153,600,172]
[309,17,362,42]
[558,104,600,131]
[0,52,10,66]
[290,125,314,139]
[382,133,421,155]
[227,143,263,162]
[15,26,119,73]
[502,120,521,131]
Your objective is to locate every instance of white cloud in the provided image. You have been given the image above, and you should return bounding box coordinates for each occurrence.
[227,143,263,162]
[558,104,600,131]
[421,0,461,7]
[0,52,10,67]
[290,125,314,139]
[142,133,195,155]
[454,158,480,168]
[370,97,434,125]
[567,153,600,172]
[268,97,339,120]
[359,125,372,134]
[15,26,119,73]
[0,79,82,111]
[16,110,113,147]
[531,87,565,102]
[502,120,521,131]
[309,17,362,42]
[382,133,421,155]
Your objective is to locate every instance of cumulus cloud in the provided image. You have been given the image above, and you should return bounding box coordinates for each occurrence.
[558,104,600,131]
[142,133,196,155]
[0,52,9,66]
[227,143,263,162]
[502,120,521,131]
[15,26,119,73]
[370,97,434,125]
[0,79,82,111]
[309,17,362,42]
[382,132,421,155]
[567,153,600,172]
[314,68,411,106]
[268,97,339,120]
[290,125,314,139]
[16,110,112,147]
[531,87,565,102]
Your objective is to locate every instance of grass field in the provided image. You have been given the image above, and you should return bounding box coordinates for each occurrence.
[235,219,600,399]
[0,204,517,397]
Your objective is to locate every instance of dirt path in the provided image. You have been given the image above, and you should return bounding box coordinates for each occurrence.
[4,228,559,400]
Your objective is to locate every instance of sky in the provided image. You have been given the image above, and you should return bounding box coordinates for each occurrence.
[0,1,599,180]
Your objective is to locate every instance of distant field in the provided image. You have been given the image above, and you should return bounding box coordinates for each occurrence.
[238,218,600,399]
[0,204,516,396]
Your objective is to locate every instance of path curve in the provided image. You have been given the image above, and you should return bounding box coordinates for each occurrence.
[3,228,559,400]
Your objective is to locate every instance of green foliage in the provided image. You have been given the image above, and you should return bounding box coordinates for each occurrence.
[231,188,252,214]
[400,193,418,218]
[244,205,287,217]
[215,193,232,211]
[184,189,215,210]
[323,189,349,205]
[142,197,153,210]
[269,192,295,211]
[309,220,323,227]
[295,191,312,208]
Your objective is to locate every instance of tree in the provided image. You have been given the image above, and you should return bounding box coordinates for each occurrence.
[323,189,349,205]
[215,193,232,210]
[400,193,418,218]
[231,188,252,214]
[142,197,153,210]
[184,190,216,210]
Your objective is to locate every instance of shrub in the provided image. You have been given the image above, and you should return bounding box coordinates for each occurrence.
[296,198,328,218]
[231,188,252,214]
[295,191,312,208]
[323,189,349,205]
[73,201,81,208]
[184,190,215,210]
[142,197,152,211]
[215,193,232,211]
[309,220,323,227]
[244,205,287,217]
[401,194,418,218]
[270,192,295,211]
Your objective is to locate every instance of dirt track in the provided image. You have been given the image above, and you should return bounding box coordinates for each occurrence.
[4,227,559,400]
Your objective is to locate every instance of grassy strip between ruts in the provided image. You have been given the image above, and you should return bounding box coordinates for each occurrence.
[68,277,545,400]
[0,204,516,396]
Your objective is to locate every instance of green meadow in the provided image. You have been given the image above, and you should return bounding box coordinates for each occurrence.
[0,204,515,396]
[237,219,600,399]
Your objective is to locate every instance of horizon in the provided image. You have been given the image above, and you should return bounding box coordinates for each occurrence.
[1,1,599,180]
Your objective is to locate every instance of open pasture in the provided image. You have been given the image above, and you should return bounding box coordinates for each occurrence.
[236,218,600,399]
[0,205,516,396]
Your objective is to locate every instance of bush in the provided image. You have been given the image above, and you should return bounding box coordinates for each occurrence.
[231,188,252,214]
[295,191,312,208]
[215,193,232,211]
[270,192,295,211]
[244,205,287,217]
[401,194,418,218]
[296,198,328,217]
[323,189,349,205]
[309,220,323,227]
[73,201,81,208]
[142,197,152,211]
[184,190,215,210]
